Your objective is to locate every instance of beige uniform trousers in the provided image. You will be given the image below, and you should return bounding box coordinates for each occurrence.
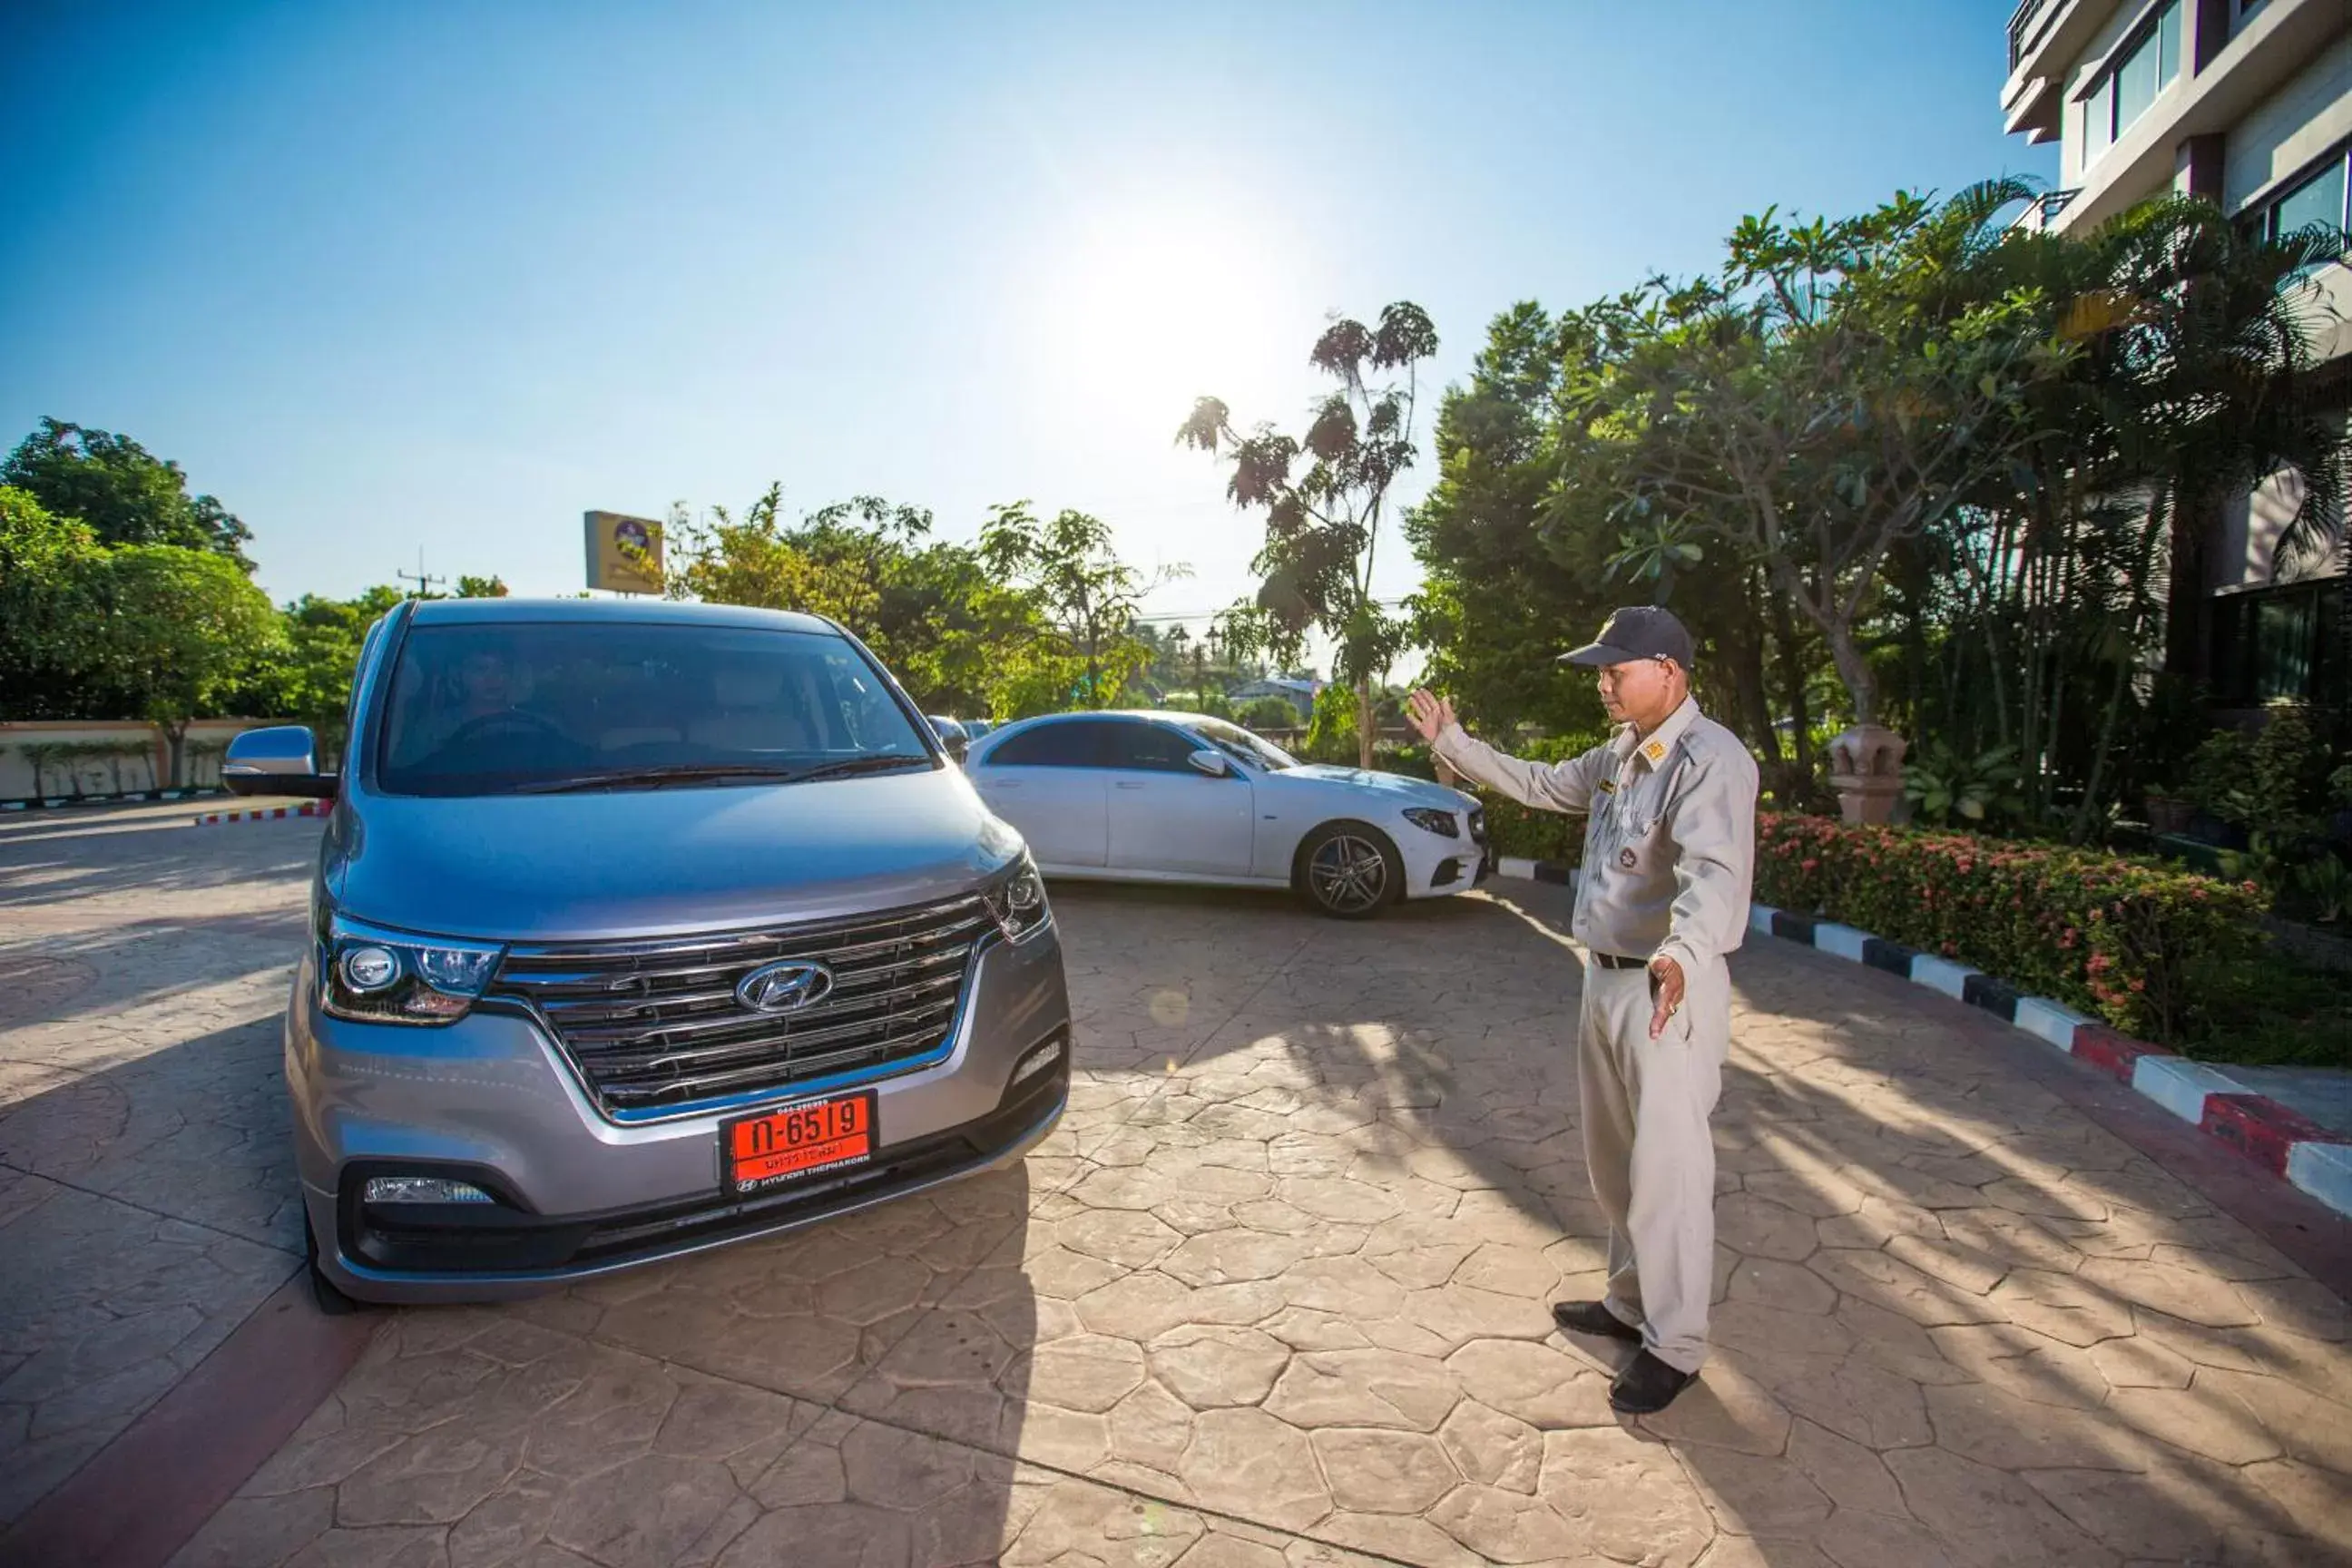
[1581,951,1730,1374]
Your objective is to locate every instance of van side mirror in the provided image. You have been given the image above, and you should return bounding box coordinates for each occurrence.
[222,726,338,799]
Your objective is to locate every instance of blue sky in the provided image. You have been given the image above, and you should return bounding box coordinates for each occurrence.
[1,0,2053,644]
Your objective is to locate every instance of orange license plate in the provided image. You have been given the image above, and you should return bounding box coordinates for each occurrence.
[720,1091,876,1196]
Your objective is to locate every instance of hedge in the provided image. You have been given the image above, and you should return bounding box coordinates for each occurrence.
[1753,812,2263,1044]
[1481,797,1586,867]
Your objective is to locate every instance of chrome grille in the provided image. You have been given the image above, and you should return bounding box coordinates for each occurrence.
[491,897,993,1117]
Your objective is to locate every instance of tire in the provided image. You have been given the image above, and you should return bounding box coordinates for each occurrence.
[1294,821,1404,920]
[305,1212,369,1317]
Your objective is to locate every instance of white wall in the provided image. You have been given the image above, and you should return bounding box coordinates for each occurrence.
[0,720,270,802]
[2220,27,2352,210]
[2210,405,2352,590]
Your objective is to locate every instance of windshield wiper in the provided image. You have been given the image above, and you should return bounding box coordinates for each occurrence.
[512,764,807,794]
[789,755,932,783]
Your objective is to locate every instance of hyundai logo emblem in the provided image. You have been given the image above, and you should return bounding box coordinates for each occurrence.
[735,960,835,1014]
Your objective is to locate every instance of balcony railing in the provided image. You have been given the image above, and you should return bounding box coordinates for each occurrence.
[2010,188,2082,231]
[2009,0,2062,67]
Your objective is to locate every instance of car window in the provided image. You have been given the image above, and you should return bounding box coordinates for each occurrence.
[983,720,1109,768]
[376,622,932,796]
[1104,720,1207,773]
[1192,718,1297,771]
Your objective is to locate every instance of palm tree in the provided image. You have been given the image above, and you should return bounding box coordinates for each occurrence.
[2090,197,2349,681]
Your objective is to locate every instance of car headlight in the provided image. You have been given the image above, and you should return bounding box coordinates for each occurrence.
[984,857,1052,943]
[1403,807,1460,838]
[319,914,505,1025]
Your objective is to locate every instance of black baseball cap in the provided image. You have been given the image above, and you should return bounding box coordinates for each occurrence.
[1559,605,1695,669]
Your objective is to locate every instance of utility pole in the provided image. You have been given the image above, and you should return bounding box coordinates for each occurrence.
[397,549,445,600]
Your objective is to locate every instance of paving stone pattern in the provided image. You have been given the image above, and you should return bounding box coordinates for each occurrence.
[0,803,318,1524]
[6,807,2350,1564]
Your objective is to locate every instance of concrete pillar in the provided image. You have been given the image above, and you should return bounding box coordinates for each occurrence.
[2176,132,2226,200]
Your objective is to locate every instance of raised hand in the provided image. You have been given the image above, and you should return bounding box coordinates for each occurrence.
[1406,690,1456,744]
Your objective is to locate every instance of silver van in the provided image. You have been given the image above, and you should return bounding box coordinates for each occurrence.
[225,598,1070,1305]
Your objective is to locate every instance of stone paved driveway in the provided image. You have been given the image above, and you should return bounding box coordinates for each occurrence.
[5,808,2350,1567]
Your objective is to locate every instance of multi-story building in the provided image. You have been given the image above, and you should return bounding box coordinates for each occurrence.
[2004,0,2350,715]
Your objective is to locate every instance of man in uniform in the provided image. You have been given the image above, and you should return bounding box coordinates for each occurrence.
[1407,605,1758,1415]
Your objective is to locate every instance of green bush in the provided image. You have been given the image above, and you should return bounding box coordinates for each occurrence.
[2188,704,2338,828]
[1301,684,1357,763]
[1755,811,2264,1044]
[1237,696,1298,731]
[1481,799,1586,865]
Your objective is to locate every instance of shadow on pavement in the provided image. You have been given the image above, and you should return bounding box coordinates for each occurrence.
[8,827,2348,1564]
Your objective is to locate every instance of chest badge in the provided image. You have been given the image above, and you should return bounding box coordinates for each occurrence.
[1618,848,1638,869]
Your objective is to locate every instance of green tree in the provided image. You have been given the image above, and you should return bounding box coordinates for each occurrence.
[249,586,406,755]
[0,486,111,720]
[2,419,254,568]
[93,546,285,783]
[456,574,509,597]
[1577,184,2069,734]
[663,487,1048,717]
[979,503,1186,712]
[1406,301,1619,742]
[1180,301,1440,768]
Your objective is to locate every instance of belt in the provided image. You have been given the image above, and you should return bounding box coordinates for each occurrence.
[1589,951,1651,970]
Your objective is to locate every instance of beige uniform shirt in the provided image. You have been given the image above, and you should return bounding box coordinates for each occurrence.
[1436,698,1759,975]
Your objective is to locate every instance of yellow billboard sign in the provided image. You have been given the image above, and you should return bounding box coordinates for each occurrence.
[583,511,664,594]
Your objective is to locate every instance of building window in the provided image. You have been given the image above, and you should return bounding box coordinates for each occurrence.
[2082,1,2181,164]
[2260,149,2351,240]
[2211,581,2344,709]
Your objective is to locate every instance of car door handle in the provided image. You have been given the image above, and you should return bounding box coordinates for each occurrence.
[1114,781,1146,789]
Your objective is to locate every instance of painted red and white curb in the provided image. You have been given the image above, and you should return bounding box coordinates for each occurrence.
[1492,859,2352,1220]
[191,803,326,827]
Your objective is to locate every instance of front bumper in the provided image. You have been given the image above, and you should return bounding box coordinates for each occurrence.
[289,919,1072,1303]
[1406,806,1494,897]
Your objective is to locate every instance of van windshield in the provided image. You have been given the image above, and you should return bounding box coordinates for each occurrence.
[376,622,936,797]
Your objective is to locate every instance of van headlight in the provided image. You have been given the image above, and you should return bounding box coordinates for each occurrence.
[984,857,1052,943]
[319,914,505,1025]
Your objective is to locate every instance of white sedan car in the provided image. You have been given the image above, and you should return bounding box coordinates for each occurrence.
[965,710,1493,918]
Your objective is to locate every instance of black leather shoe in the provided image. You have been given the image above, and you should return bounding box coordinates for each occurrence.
[1610,1349,1698,1415]
[1551,1300,1642,1344]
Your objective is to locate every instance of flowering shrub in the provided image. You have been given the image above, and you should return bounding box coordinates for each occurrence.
[1754,812,2264,1043]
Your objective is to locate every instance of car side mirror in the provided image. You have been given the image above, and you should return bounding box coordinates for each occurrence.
[1187,750,1231,778]
[222,726,338,799]
[944,734,969,764]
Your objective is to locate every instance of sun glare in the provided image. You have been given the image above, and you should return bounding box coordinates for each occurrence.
[1034,201,1298,440]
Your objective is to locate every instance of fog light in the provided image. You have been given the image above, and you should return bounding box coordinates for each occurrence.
[363,1176,495,1205]
[1012,1037,1064,1085]
[340,946,401,993]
